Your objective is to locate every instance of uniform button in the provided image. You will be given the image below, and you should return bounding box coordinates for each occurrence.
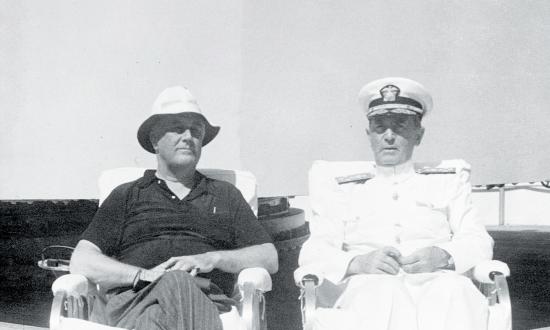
[157,180,162,184]
[171,195,176,199]
[395,224,401,243]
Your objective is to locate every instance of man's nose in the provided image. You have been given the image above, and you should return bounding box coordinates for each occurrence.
[178,129,193,140]
[383,128,396,142]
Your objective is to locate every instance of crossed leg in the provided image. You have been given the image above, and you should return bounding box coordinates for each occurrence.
[105,270,223,330]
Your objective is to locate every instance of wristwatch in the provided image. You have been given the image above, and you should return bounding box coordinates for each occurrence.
[132,269,151,292]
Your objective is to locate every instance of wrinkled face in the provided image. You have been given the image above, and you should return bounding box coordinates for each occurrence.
[366,113,424,166]
[151,117,206,168]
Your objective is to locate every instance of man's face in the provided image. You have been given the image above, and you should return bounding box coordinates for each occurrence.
[152,117,205,168]
[366,113,424,166]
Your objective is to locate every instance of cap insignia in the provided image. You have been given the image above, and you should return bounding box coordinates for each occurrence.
[380,85,400,102]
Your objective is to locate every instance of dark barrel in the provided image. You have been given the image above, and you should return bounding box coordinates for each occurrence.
[258,197,309,330]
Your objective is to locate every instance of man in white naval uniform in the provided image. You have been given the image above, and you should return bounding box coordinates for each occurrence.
[298,77,494,330]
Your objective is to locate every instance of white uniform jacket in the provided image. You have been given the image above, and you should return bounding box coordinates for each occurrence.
[299,159,494,284]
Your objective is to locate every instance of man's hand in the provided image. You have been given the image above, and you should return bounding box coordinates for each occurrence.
[347,246,402,276]
[398,246,452,273]
[139,269,166,283]
[154,252,220,274]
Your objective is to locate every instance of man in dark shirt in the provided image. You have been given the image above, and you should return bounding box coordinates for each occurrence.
[70,86,278,330]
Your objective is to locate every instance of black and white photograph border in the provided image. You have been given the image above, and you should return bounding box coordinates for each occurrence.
[1,1,550,330]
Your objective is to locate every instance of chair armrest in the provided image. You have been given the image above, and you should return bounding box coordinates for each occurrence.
[474,260,512,329]
[51,274,96,330]
[237,267,272,292]
[294,266,324,288]
[473,260,510,284]
[293,267,325,330]
[52,274,91,296]
[237,268,270,330]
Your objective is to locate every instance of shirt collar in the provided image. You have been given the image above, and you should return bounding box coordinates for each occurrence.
[138,169,208,200]
[185,171,209,200]
[374,160,415,183]
[138,169,158,188]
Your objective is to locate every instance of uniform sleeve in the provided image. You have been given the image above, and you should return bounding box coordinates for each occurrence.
[299,211,365,284]
[80,184,128,256]
[298,163,367,284]
[229,186,273,248]
[435,167,494,274]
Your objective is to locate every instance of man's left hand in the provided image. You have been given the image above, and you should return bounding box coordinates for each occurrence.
[398,247,452,273]
[154,252,220,274]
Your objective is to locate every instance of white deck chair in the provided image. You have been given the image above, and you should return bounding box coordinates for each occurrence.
[45,168,271,330]
[294,160,511,330]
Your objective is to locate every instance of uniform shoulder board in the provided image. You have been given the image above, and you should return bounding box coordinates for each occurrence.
[335,173,374,184]
[416,167,457,175]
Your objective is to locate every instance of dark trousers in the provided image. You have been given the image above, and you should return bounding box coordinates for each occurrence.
[104,270,224,330]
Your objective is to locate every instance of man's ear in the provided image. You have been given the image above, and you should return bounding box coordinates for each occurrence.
[416,127,425,145]
[151,139,159,154]
[365,127,371,137]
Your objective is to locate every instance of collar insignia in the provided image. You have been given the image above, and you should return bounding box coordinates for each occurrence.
[336,172,374,185]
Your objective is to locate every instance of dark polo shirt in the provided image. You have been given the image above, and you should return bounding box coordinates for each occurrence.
[81,170,272,295]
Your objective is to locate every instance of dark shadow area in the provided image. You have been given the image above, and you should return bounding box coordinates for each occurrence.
[489,227,550,330]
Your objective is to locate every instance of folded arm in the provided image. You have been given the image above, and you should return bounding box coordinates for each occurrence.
[299,165,374,283]
[70,239,278,291]
[402,167,493,274]
[157,242,278,275]
[434,170,494,273]
[70,239,153,290]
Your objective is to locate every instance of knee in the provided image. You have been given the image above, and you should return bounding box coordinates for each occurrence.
[430,273,478,295]
[156,270,195,288]
[135,304,165,329]
[348,274,406,293]
[433,273,472,286]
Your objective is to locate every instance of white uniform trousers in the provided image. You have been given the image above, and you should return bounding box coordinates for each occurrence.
[312,272,488,330]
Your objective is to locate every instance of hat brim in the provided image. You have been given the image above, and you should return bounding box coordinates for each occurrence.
[137,112,220,153]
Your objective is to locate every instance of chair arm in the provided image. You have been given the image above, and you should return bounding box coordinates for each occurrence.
[51,274,96,330]
[52,274,91,296]
[237,267,272,292]
[237,267,271,330]
[294,266,324,288]
[294,267,325,330]
[473,260,510,284]
[473,260,512,329]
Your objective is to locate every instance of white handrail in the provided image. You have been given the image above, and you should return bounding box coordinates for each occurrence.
[473,182,550,226]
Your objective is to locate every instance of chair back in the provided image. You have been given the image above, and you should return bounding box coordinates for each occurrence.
[98,167,258,215]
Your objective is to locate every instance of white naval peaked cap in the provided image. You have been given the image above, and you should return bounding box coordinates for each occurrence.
[137,86,220,153]
[358,77,433,119]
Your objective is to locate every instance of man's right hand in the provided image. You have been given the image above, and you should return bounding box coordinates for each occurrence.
[346,246,401,276]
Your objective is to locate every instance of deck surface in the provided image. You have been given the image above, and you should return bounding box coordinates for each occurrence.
[0,322,46,330]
